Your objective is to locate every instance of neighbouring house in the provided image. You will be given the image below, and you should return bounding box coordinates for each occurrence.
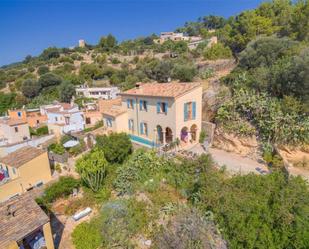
[83,103,102,128]
[154,31,217,50]
[8,108,47,128]
[41,102,85,137]
[154,32,189,44]
[100,98,128,134]
[154,32,203,44]
[0,146,52,202]
[0,117,30,146]
[76,85,120,99]
[102,83,202,148]
[0,193,54,249]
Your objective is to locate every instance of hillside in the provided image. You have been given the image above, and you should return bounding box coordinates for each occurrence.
[1,0,309,159]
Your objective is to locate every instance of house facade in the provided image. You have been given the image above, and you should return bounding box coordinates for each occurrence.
[41,102,85,137]
[102,83,202,148]
[0,146,53,202]
[76,86,120,99]
[0,117,30,145]
[8,108,47,128]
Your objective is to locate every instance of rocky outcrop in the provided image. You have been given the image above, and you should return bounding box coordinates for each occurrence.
[213,129,260,159]
[277,145,309,168]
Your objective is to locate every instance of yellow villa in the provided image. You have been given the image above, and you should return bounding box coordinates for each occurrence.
[102,82,202,148]
[0,146,53,202]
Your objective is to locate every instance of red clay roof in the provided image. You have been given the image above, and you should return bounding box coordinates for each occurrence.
[0,146,46,168]
[120,82,201,98]
[0,118,27,126]
[102,106,126,117]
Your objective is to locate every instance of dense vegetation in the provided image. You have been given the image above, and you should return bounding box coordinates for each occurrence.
[71,141,309,249]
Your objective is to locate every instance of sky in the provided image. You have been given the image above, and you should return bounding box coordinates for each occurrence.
[0,0,264,66]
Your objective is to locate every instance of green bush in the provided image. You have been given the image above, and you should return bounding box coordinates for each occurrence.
[199,130,207,143]
[200,68,214,79]
[203,42,232,60]
[96,133,132,164]
[48,143,66,155]
[43,176,80,203]
[113,149,171,195]
[100,199,148,247]
[30,126,48,136]
[72,198,148,249]
[37,65,50,76]
[191,170,309,249]
[172,63,197,82]
[72,221,102,249]
[76,148,108,192]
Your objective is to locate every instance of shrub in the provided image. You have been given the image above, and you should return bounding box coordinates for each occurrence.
[43,176,80,203]
[172,63,197,82]
[199,130,207,143]
[37,65,49,76]
[72,221,102,249]
[154,207,226,249]
[203,42,232,60]
[58,81,75,103]
[55,164,62,173]
[113,149,171,195]
[200,68,215,79]
[96,133,132,164]
[21,79,41,98]
[38,73,63,88]
[48,143,66,155]
[76,148,108,192]
[30,125,49,136]
[72,198,148,249]
[110,57,121,64]
[192,170,309,249]
[100,199,148,248]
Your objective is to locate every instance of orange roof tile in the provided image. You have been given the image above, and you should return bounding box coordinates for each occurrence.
[0,118,27,126]
[120,82,201,98]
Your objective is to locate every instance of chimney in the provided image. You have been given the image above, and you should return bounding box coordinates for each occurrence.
[135,82,141,89]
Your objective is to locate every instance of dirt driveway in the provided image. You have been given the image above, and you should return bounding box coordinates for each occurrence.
[209,148,269,175]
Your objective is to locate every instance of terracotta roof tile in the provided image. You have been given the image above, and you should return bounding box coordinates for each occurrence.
[120,82,201,98]
[0,118,27,126]
[98,97,122,113]
[0,193,49,248]
[0,146,46,168]
[102,106,126,117]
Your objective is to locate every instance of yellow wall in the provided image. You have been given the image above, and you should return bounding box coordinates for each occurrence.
[43,222,55,249]
[0,152,52,202]
[120,86,202,144]
[175,86,203,141]
[121,96,176,142]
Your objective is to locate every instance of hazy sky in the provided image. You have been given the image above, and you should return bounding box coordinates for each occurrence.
[0,0,264,66]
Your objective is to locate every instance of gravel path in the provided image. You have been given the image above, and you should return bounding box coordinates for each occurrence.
[209,148,269,175]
